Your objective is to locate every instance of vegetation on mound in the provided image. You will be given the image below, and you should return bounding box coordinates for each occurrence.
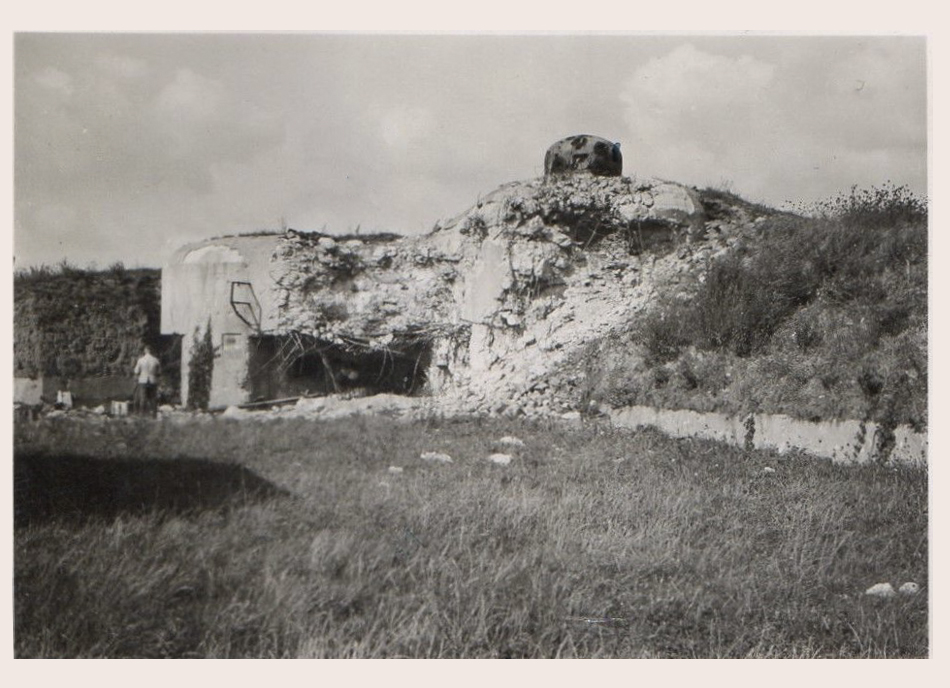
[584,184,927,430]
[14,262,163,379]
[14,415,927,658]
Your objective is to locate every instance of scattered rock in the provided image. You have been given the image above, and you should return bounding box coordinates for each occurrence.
[497,436,525,448]
[763,466,776,474]
[865,582,897,598]
[500,312,522,327]
[295,397,328,413]
[502,404,524,418]
[420,451,453,464]
[551,232,574,248]
[899,582,920,596]
[388,466,404,474]
[488,453,513,465]
[560,410,582,425]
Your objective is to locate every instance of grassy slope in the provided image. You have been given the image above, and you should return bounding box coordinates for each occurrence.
[15,416,927,658]
[579,185,927,429]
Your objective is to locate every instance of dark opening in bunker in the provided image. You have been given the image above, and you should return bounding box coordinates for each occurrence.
[624,219,684,255]
[247,334,432,402]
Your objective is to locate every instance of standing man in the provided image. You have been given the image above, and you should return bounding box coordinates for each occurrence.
[132,344,161,417]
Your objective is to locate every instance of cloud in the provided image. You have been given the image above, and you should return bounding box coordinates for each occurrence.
[149,68,284,166]
[620,41,926,205]
[33,66,73,96]
[156,68,225,124]
[95,52,149,80]
[16,59,289,268]
[804,42,927,151]
[378,105,436,151]
[626,44,775,115]
[621,44,777,173]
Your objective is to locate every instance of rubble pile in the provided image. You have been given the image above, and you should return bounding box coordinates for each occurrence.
[419,175,763,416]
[20,170,771,422]
[234,173,766,417]
[273,231,458,349]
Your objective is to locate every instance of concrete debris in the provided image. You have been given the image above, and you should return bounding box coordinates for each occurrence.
[899,582,920,596]
[264,173,722,419]
[222,405,250,418]
[420,451,453,464]
[865,582,897,598]
[560,411,583,425]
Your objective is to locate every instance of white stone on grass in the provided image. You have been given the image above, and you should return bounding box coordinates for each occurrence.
[388,466,404,474]
[899,582,920,596]
[420,451,453,464]
[497,436,525,448]
[488,453,513,465]
[865,582,896,598]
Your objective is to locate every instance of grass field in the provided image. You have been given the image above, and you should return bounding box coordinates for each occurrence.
[14,414,928,658]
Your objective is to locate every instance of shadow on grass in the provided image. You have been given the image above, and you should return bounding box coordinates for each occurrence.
[15,452,288,527]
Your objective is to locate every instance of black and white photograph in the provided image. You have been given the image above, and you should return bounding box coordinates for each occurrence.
[10,27,931,661]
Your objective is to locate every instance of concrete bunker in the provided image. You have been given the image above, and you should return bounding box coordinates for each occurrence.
[544,134,622,177]
[159,139,706,410]
[161,232,442,409]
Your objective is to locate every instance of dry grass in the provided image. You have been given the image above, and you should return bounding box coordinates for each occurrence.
[14,414,928,658]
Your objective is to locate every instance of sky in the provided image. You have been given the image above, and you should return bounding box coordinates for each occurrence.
[13,33,928,270]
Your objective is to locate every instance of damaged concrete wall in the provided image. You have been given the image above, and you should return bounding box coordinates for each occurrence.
[161,174,706,408]
[421,175,707,411]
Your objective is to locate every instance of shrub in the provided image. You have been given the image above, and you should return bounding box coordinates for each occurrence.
[187,321,215,410]
[625,184,927,426]
[809,182,927,229]
[460,213,488,239]
[639,309,691,364]
[640,184,926,360]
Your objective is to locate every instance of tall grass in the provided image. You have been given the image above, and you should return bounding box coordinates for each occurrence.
[605,185,927,427]
[15,415,927,658]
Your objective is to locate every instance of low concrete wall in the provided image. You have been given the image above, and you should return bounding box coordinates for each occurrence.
[608,405,926,467]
